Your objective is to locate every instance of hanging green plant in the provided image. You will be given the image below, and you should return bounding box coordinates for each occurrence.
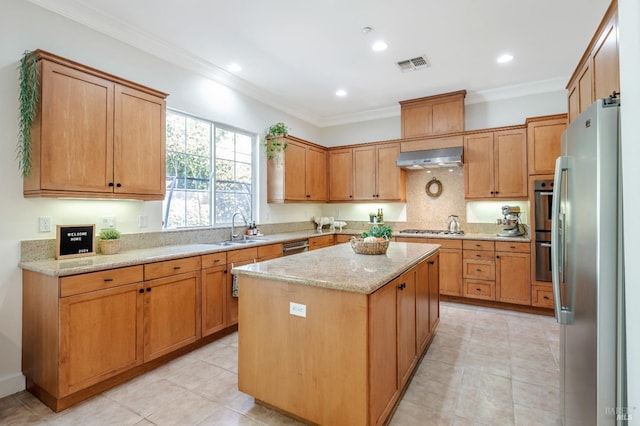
[263,122,290,160]
[17,50,39,178]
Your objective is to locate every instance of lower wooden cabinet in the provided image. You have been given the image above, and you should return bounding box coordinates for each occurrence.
[309,234,335,250]
[532,284,554,308]
[202,253,228,337]
[495,241,531,305]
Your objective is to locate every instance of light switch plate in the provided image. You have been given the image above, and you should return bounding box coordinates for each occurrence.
[289,302,306,318]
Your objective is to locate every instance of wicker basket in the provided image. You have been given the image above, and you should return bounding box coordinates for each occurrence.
[99,239,121,255]
[350,237,389,255]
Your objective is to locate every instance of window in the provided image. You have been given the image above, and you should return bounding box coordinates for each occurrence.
[164,110,254,229]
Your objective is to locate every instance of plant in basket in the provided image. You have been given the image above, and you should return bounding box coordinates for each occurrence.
[351,225,393,255]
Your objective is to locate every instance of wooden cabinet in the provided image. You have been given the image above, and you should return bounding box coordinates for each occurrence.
[227,247,258,325]
[201,252,227,337]
[462,240,496,300]
[335,234,356,244]
[58,268,144,397]
[532,285,554,309]
[495,242,531,305]
[416,255,440,355]
[309,234,335,250]
[353,143,405,201]
[267,137,327,202]
[396,269,417,389]
[428,239,462,297]
[400,90,466,138]
[24,50,167,201]
[143,257,202,361]
[464,127,527,199]
[526,115,567,175]
[328,148,353,201]
[566,2,619,123]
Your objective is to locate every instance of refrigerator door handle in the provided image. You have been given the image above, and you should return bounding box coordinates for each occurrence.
[552,156,572,324]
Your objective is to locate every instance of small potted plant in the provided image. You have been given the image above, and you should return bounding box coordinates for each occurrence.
[98,228,121,255]
[263,122,290,160]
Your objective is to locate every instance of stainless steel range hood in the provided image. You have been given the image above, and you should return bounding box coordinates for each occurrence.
[396,147,463,169]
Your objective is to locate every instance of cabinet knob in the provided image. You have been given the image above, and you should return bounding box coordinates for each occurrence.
[349,195,352,198]
[103,278,113,282]
[116,183,122,188]
[139,289,144,294]
[495,191,499,194]
[476,288,481,292]
[174,266,181,270]
[108,182,114,187]
[372,194,376,198]
[214,259,220,263]
[428,261,434,265]
[543,296,550,300]
[490,191,494,194]
[496,256,500,259]
[476,269,482,272]
[146,287,151,292]
[476,254,481,257]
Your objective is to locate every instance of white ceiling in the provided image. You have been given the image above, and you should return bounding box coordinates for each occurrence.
[29,0,611,127]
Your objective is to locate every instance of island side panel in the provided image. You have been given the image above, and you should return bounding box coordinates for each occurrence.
[238,276,369,425]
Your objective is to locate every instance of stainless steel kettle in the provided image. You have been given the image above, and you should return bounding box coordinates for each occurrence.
[446,215,461,233]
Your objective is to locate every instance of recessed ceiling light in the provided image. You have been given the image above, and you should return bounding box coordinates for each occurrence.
[497,54,513,64]
[228,63,242,72]
[372,41,388,52]
[336,89,347,97]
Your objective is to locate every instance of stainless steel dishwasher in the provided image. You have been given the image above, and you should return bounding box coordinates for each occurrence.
[282,239,309,256]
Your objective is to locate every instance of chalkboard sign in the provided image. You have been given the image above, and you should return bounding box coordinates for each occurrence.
[56,224,96,259]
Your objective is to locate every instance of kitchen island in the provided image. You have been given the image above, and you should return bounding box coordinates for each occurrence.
[232,241,440,426]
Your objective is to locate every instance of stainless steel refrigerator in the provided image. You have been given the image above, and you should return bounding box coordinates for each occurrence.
[552,97,625,425]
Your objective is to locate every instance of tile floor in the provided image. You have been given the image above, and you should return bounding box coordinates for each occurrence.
[0,302,560,425]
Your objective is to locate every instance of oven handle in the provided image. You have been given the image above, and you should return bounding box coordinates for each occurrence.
[539,242,552,248]
[537,191,554,196]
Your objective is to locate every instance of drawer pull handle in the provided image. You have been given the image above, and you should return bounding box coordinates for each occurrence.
[214,259,220,263]
[139,289,144,294]
[476,254,481,257]
[173,266,181,270]
[104,278,114,282]
[476,269,482,272]
[476,288,481,291]
[428,261,434,265]
[543,296,549,300]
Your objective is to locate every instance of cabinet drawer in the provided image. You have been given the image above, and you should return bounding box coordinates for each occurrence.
[202,252,227,269]
[427,238,462,250]
[463,240,495,251]
[532,285,554,308]
[396,237,428,244]
[228,247,258,265]
[335,234,356,244]
[258,243,282,260]
[495,241,530,253]
[463,259,495,281]
[144,256,202,281]
[463,279,495,300]
[463,250,495,261]
[60,265,144,297]
[309,234,335,250]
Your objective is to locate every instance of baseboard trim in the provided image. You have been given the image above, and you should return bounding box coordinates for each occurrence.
[0,373,26,399]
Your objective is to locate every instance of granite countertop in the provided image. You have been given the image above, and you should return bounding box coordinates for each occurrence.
[231,242,439,295]
[19,228,527,277]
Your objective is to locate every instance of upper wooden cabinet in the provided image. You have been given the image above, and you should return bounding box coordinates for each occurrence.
[267,137,327,203]
[23,50,167,201]
[464,127,527,199]
[352,143,406,202]
[566,1,619,123]
[400,90,466,138]
[328,148,353,201]
[526,114,567,175]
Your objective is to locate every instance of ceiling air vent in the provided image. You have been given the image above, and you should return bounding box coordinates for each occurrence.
[397,55,431,73]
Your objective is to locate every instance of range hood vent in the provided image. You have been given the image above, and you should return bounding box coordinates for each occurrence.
[396,147,463,169]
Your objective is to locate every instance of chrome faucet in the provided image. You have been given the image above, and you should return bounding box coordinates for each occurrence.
[231,211,247,241]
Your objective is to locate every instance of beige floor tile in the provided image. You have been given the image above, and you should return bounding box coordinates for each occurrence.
[199,405,262,425]
[514,403,562,426]
[47,394,143,425]
[103,378,191,418]
[389,399,453,426]
[475,394,515,425]
[414,359,465,388]
[145,387,221,425]
[512,380,560,413]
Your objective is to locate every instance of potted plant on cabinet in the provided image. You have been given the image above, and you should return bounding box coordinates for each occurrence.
[98,228,121,255]
[263,122,290,161]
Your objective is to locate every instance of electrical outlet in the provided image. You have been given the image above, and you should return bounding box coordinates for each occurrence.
[101,216,116,228]
[289,302,306,318]
[38,216,52,233]
[139,215,148,228]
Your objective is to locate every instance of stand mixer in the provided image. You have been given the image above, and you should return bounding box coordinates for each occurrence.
[496,205,525,237]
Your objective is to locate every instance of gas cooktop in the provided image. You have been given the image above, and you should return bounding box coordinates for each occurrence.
[399,229,465,236]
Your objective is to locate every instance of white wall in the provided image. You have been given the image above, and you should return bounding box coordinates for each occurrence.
[619,0,640,421]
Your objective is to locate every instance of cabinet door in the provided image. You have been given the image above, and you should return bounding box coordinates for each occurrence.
[202,265,227,337]
[494,129,527,198]
[439,249,463,296]
[39,60,114,193]
[59,283,143,396]
[284,140,307,200]
[527,117,567,175]
[402,103,433,137]
[397,269,416,389]
[496,252,531,305]
[464,133,494,198]
[369,279,398,425]
[305,145,327,201]
[592,14,619,101]
[328,149,353,201]
[226,257,255,325]
[376,144,405,201]
[114,85,166,197]
[352,146,377,200]
[578,62,593,116]
[415,261,430,354]
[428,255,440,333]
[144,271,201,361]
[568,83,580,123]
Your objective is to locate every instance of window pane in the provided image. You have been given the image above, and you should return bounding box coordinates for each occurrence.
[164,110,254,229]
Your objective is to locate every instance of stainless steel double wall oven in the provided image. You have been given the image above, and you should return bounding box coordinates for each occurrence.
[534,179,554,281]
